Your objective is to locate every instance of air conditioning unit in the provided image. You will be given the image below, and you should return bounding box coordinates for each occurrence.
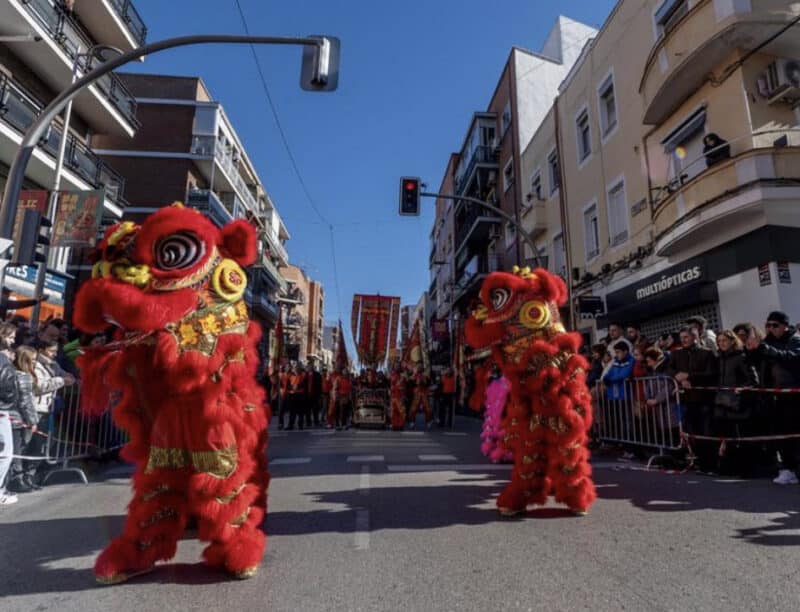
[764,58,800,98]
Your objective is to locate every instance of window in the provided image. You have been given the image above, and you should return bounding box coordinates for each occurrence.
[661,107,707,184]
[576,108,591,163]
[192,106,218,135]
[547,149,560,195]
[530,171,543,201]
[503,158,514,192]
[553,233,566,278]
[655,0,689,36]
[583,202,600,261]
[501,102,512,135]
[606,178,629,247]
[598,74,617,137]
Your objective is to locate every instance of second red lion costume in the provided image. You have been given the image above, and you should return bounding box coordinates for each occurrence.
[74,204,269,584]
[465,266,596,516]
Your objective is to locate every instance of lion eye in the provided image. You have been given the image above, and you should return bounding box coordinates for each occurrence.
[155,232,205,270]
[490,288,511,311]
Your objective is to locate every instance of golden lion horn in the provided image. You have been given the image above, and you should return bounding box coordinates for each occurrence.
[473,305,489,321]
[511,265,537,280]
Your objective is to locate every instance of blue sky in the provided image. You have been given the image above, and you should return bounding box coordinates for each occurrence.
[129,0,617,345]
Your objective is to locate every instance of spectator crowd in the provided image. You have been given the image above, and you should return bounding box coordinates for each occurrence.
[0,316,87,506]
[590,311,800,482]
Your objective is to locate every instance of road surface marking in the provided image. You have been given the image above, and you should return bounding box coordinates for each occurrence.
[269,457,312,465]
[443,432,467,436]
[346,455,385,463]
[354,509,370,550]
[311,430,335,436]
[360,466,370,496]
[356,429,383,435]
[418,454,458,462]
[400,431,425,436]
[388,464,512,472]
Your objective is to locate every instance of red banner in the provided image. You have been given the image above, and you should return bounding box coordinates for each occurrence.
[352,294,399,367]
[14,190,49,237]
[335,320,349,371]
[388,297,400,351]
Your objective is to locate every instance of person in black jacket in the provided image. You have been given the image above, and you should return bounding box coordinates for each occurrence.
[714,330,759,475]
[746,311,800,485]
[703,132,731,167]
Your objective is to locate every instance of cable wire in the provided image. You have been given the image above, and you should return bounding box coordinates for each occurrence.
[232,0,344,318]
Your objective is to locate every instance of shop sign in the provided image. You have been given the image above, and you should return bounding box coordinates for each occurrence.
[577,295,606,319]
[634,265,702,301]
[758,263,772,287]
[4,265,67,295]
[778,262,791,284]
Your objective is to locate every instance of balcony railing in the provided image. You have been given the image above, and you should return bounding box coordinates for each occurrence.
[0,73,125,202]
[191,134,262,215]
[456,253,502,289]
[20,0,140,128]
[454,201,500,250]
[454,145,496,195]
[186,189,234,226]
[106,0,148,45]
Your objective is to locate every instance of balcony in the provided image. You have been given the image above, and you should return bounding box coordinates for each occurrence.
[521,201,547,239]
[186,188,233,227]
[652,143,800,256]
[640,0,800,125]
[452,253,503,304]
[1,0,140,136]
[191,135,261,212]
[256,250,288,294]
[454,200,501,254]
[0,73,125,205]
[76,0,147,50]
[454,145,497,196]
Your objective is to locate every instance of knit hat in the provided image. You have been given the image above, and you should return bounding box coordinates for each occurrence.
[767,310,790,326]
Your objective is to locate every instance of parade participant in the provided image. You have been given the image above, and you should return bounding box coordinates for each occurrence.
[287,364,308,430]
[73,204,270,583]
[306,364,322,427]
[439,368,456,428]
[277,366,289,430]
[465,266,596,516]
[389,367,408,430]
[407,365,433,429]
[321,368,334,428]
[481,365,513,463]
[333,368,353,430]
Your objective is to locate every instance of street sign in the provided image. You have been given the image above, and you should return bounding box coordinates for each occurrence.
[300,36,340,92]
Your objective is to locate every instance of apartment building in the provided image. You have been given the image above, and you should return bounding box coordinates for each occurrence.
[280,265,325,365]
[430,16,597,325]
[530,0,800,342]
[0,0,146,318]
[91,73,290,355]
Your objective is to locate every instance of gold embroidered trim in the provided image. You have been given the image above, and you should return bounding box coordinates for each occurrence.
[216,483,246,505]
[243,403,256,412]
[141,484,170,501]
[139,507,178,529]
[145,445,238,478]
[230,507,250,526]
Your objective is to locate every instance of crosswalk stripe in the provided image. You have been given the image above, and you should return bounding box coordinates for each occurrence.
[443,432,467,436]
[269,457,312,465]
[418,454,458,462]
[388,464,512,472]
[346,455,385,463]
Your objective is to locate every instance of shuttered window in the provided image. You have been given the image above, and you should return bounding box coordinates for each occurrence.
[607,179,628,247]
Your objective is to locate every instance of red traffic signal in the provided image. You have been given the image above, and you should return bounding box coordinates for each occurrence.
[399,177,421,216]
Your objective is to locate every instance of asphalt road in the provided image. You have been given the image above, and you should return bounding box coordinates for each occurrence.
[2,416,800,612]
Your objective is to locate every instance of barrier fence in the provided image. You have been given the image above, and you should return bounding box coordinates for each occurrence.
[12,384,127,485]
[593,377,800,470]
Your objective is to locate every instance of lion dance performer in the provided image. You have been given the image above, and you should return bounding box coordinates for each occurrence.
[389,367,407,430]
[465,266,596,516]
[73,204,270,584]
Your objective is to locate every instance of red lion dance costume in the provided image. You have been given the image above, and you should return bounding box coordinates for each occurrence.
[465,266,596,516]
[73,204,269,584]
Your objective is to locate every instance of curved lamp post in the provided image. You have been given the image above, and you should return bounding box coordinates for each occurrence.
[0,34,339,240]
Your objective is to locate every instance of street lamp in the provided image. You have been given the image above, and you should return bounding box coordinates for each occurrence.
[31,44,125,324]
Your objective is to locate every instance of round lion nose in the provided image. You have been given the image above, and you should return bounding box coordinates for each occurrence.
[112,263,151,288]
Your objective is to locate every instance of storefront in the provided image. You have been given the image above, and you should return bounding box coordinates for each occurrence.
[3,265,70,321]
[596,226,800,340]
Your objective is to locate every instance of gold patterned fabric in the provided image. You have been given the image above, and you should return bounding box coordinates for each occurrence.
[144,445,238,479]
[167,300,249,356]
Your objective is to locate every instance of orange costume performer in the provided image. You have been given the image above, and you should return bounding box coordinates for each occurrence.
[389,370,407,430]
[407,369,433,426]
[465,266,596,516]
[74,205,270,583]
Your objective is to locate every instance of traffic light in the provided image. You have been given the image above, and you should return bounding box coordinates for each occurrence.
[399,177,421,216]
[11,209,51,266]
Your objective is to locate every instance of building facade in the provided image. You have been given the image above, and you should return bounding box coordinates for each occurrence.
[536,0,800,342]
[0,0,147,318]
[279,264,325,366]
[90,73,289,357]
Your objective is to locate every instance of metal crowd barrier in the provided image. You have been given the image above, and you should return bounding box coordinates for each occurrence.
[39,385,128,485]
[593,376,683,468]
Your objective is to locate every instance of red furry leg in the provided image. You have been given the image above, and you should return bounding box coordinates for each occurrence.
[94,470,188,585]
[548,441,597,514]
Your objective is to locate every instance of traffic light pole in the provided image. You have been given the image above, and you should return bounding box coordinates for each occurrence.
[0,34,336,241]
[420,192,542,268]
